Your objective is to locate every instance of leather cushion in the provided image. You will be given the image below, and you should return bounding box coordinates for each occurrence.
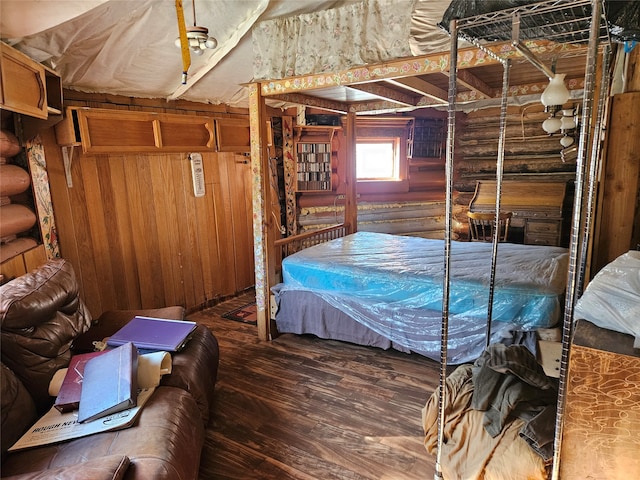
[1,362,38,458]
[1,454,130,480]
[0,259,92,414]
[1,387,204,480]
[160,324,219,424]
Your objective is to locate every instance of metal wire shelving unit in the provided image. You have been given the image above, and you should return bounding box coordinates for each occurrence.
[436,1,613,479]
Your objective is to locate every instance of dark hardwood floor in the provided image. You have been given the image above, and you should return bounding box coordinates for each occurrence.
[188,291,439,480]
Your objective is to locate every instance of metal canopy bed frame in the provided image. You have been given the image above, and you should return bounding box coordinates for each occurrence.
[438,1,611,478]
[246,0,616,478]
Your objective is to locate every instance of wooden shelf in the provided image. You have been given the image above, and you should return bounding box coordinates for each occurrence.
[294,125,340,193]
[294,125,340,143]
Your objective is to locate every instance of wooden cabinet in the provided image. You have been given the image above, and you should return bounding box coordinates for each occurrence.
[560,320,640,479]
[0,43,47,119]
[55,107,216,153]
[215,117,250,152]
[524,218,562,246]
[294,125,340,192]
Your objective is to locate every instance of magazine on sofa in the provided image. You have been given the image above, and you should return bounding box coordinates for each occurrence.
[9,388,155,451]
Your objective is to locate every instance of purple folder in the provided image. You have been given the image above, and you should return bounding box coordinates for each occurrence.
[106,316,197,352]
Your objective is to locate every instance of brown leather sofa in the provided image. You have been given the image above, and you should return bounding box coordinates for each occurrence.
[0,259,219,479]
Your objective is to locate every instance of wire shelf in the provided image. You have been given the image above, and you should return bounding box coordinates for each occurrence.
[452,0,610,47]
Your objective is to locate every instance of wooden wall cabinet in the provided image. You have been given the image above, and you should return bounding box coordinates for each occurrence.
[215,117,250,152]
[0,43,47,119]
[55,107,216,153]
[409,117,445,160]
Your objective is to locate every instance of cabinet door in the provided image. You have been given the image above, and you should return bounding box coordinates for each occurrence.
[158,117,215,151]
[215,118,250,152]
[77,109,158,153]
[0,43,47,119]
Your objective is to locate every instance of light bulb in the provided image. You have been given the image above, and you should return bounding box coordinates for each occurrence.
[205,37,217,49]
[560,135,575,148]
[191,46,204,56]
[542,116,562,134]
[541,74,570,107]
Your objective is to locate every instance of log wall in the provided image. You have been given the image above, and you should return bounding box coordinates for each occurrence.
[294,104,576,242]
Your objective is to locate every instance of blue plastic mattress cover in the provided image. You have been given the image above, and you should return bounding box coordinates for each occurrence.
[278,232,569,350]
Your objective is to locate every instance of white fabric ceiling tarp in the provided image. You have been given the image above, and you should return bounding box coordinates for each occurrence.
[0,0,453,108]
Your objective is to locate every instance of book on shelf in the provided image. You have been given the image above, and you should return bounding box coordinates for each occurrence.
[106,316,197,352]
[77,342,138,423]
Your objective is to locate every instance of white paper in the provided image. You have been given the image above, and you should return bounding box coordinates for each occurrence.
[138,351,172,388]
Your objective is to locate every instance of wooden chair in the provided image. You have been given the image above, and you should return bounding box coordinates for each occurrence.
[467,211,512,242]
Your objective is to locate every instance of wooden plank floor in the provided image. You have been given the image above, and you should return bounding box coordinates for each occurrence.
[188,291,439,480]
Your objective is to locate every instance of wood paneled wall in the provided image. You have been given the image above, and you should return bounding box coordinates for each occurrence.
[41,94,254,318]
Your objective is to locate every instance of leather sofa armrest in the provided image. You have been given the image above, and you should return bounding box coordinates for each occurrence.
[2,455,130,480]
[72,306,185,353]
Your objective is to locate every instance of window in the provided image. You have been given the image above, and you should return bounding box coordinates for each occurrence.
[354,117,413,194]
[356,138,400,180]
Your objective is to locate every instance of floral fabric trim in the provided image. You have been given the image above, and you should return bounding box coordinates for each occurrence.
[26,136,60,259]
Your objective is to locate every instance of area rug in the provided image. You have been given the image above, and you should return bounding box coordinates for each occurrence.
[221,302,257,324]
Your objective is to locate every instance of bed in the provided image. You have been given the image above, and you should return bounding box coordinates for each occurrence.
[273,231,568,364]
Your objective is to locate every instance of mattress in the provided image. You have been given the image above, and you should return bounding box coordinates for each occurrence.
[275,232,568,362]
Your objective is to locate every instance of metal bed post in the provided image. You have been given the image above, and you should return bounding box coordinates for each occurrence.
[485,57,510,347]
[551,1,603,477]
[435,17,458,480]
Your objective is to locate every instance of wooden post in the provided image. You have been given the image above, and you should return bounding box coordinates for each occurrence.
[344,111,358,231]
[592,91,640,273]
[281,116,297,235]
[248,83,276,341]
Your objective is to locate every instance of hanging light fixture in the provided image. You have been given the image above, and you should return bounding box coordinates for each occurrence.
[174,0,217,56]
[540,73,575,146]
[541,73,570,110]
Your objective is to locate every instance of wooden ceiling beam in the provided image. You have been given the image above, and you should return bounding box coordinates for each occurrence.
[385,77,448,103]
[346,83,418,106]
[268,93,348,114]
[450,69,495,99]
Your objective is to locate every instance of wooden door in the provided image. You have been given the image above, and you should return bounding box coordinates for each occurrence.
[215,152,255,293]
